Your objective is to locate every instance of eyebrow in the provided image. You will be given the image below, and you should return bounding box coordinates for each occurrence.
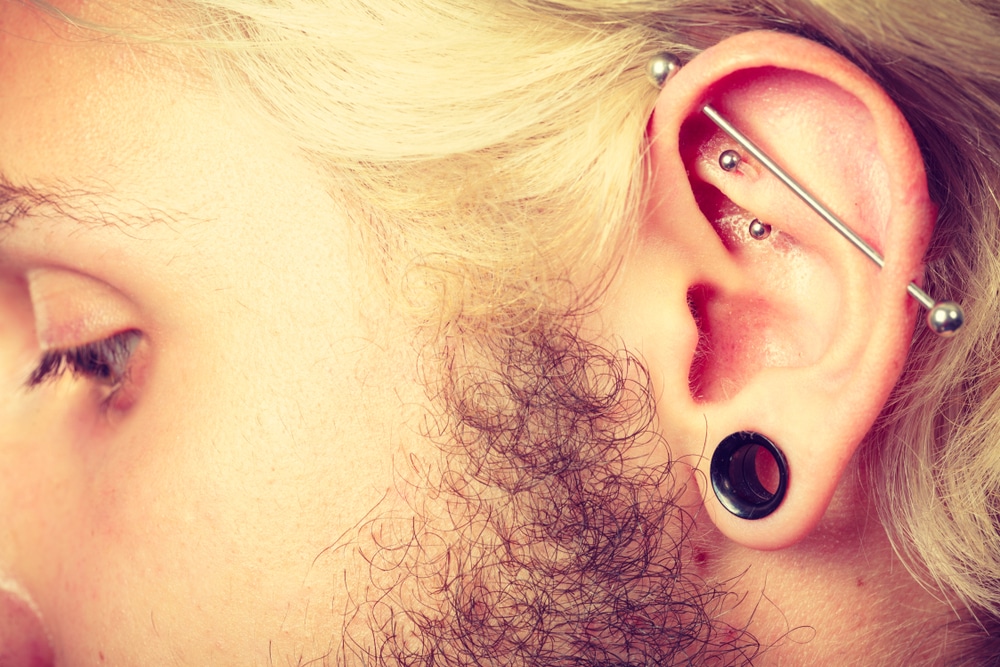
[0,179,50,228]
[0,174,181,233]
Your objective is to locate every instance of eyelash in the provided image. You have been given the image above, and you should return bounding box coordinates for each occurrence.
[26,329,142,393]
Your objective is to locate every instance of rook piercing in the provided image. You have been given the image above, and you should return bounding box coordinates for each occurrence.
[719,149,742,171]
[647,52,966,337]
[711,431,788,520]
[702,105,964,336]
[749,219,771,240]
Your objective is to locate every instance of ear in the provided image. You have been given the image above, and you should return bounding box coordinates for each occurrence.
[613,31,936,550]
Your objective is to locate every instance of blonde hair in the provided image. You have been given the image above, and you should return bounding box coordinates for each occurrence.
[48,0,1000,647]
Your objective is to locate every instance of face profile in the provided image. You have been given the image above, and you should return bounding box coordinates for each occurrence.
[1,1,999,665]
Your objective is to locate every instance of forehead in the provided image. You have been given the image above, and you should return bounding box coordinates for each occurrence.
[0,2,137,181]
[0,1,350,282]
[0,2,193,194]
[0,2,285,241]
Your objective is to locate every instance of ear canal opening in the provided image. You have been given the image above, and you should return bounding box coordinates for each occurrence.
[686,284,713,401]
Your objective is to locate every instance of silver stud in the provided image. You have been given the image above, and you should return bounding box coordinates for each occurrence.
[926,301,965,337]
[719,149,741,171]
[748,219,771,240]
[647,52,681,88]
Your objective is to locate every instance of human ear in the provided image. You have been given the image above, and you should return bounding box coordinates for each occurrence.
[616,31,938,550]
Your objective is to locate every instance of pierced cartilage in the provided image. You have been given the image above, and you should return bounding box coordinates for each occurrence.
[702,106,964,336]
[647,51,965,337]
[719,149,742,172]
[749,219,771,240]
[647,52,682,88]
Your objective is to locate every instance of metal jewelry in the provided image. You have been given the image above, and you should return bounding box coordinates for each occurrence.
[719,149,742,171]
[647,52,682,88]
[748,219,771,240]
[648,52,965,337]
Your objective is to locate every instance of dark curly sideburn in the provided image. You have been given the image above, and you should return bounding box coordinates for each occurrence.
[342,317,764,666]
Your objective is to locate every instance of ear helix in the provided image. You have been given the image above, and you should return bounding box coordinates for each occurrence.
[649,52,966,338]
[648,50,966,522]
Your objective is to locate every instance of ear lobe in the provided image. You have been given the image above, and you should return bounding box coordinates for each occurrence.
[622,32,936,549]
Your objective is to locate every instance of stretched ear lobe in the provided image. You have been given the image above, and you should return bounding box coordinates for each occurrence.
[617,32,936,549]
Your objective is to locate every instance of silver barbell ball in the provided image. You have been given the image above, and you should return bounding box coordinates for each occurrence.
[748,219,771,240]
[719,149,742,172]
[647,52,682,88]
[927,301,965,337]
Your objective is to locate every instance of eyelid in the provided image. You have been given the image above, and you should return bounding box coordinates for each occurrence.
[26,268,139,350]
[19,268,147,412]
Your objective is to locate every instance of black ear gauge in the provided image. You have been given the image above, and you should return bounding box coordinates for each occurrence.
[648,52,966,338]
[711,431,788,520]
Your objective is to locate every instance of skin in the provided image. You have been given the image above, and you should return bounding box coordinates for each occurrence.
[0,2,972,665]
[0,3,436,662]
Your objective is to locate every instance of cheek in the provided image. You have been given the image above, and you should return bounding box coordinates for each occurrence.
[30,327,404,662]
